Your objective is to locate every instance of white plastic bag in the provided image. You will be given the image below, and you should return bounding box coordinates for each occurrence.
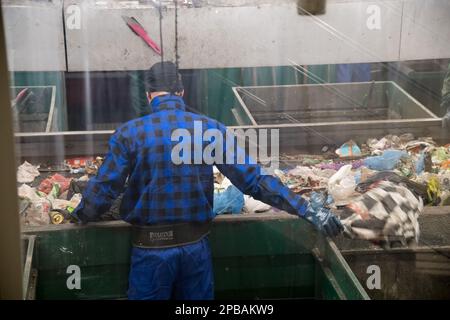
[18,184,41,202]
[327,164,356,205]
[24,199,51,225]
[17,161,40,183]
[243,195,271,213]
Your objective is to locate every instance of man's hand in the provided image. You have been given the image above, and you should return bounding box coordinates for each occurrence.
[69,209,88,226]
[304,206,343,237]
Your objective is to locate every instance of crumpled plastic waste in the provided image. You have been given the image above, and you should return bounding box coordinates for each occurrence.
[415,171,450,206]
[317,159,364,171]
[23,199,51,226]
[78,175,90,181]
[363,150,408,171]
[38,173,72,195]
[396,154,417,178]
[18,184,41,202]
[213,168,244,215]
[367,135,404,154]
[280,154,323,165]
[426,176,441,205]
[214,184,244,215]
[356,171,429,204]
[65,157,93,169]
[274,166,330,194]
[415,152,426,175]
[432,146,450,171]
[441,160,450,170]
[86,157,104,175]
[50,194,82,211]
[50,198,71,211]
[243,195,271,213]
[340,180,422,248]
[399,133,415,144]
[67,179,89,199]
[327,165,357,206]
[68,193,82,209]
[48,194,83,224]
[17,161,40,183]
[405,138,435,153]
[18,182,83,226]
[287,166,333,188]
[335,140,362,158]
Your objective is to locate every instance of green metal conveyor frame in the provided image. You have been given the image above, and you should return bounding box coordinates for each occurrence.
[21,213,369,300]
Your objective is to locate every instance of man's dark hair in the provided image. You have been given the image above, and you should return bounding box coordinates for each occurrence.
[146,61,184,94]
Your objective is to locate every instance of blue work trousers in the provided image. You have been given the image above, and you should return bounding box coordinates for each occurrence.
[127,237,214,300]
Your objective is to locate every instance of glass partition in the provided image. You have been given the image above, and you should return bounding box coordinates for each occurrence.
[1,0,449,300]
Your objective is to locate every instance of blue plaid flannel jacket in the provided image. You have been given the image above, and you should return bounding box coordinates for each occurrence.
[73,95,309,225]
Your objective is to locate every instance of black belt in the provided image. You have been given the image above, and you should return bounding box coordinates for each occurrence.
[131,221,212,249]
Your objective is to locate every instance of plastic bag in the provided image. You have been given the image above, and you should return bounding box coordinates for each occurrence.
[433,147,450,162]
[415,152,426,174]
[335,140,362,158]
[18,184,41,202]
[23,198,51,226]
[341,181,422,247]
[327,165,356,205]
[17,161,40,183]
[243,195,271,213]
[214,185,244,215]
[363,150,408,171]
[38,174,72,195]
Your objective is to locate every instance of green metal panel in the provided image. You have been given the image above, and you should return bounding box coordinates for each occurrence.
[23,216,368,300]
[128,70,150,118]
[199,68,243,126]
[31,224,131,299]
[319,240,370,300]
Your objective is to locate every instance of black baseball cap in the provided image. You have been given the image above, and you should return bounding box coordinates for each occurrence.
[146,61,184,93]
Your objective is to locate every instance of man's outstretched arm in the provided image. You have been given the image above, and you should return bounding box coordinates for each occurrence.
[215,128,343,237]
[72,132,130,223]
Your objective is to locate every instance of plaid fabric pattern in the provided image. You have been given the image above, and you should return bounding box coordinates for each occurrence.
[73,95,308,225]
[341,180,422,246]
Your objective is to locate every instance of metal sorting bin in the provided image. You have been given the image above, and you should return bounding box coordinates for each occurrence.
[22,215,369,300]
[232,81,450,299]
[11,86,57,133]
[334,208,450,299]
[387,61,448,117]
[231,81,445,153]
[233,81,437,125]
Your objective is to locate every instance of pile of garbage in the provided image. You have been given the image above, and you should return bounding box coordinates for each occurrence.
[16,157,103,226]
[276,134,450,246]
[278,134,450,202]
[16,133,450,242]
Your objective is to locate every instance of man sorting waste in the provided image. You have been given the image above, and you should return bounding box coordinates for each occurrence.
[71,61,343,300]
